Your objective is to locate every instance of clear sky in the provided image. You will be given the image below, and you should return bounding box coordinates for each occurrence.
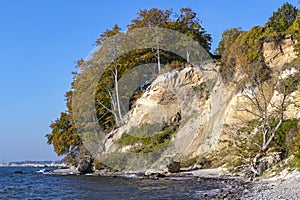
[0,0,298,162]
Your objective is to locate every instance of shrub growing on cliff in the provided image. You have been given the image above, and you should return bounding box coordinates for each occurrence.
[218,3,299,85]
[116,124,178,153]
[291,10,300,55]
[291,131,300,168]
[265,2,298,34]
[218,26,267,85]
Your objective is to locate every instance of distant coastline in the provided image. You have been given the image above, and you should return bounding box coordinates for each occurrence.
[0,160,66,168]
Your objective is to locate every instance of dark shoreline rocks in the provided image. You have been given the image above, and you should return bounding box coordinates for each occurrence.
[50,167,249,198]
[77,158,94,175]
[167,161,181,173]
[13,170,24,174]
[50,166,300,199]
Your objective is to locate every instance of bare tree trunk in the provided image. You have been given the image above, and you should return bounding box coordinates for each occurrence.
[250,152,262,180]
[114,65,123,122]
[239,75,288,179]
[262,118,282,151]
[186,46,190,63]
[156,40,161,73]
[109,65,123,125]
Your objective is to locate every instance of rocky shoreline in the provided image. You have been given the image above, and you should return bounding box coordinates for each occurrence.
[51,166,238,179]
[50,167,249,199]
[49,167,300,199]
[240,171,300,200]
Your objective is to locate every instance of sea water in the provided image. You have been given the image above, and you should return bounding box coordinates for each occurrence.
[0,167,227,199]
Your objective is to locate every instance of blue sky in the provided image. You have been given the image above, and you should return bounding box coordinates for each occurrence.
[0,0,298,162]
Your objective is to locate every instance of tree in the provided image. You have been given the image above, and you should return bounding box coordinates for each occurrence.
[95,25,126,126]
[218,26,265,84]
[265,2,298,33]
[46,91,82,163]
[128,8,171,73]
[128,8,212,68]
[127,8,172,29]
[173,8,212,52]
[225,55,300,178]
[216,28,242,56]
[292,10,300,54]
[215,3,300,178]
[220,56,300,179]
[93,8,212,130]
[96,24,121,46]
[47,7,213,166]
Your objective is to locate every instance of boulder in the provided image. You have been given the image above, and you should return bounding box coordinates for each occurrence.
[77,158,94,174]
[167,161,180,173]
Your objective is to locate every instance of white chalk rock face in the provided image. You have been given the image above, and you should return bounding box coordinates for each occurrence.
[99,64,229,171]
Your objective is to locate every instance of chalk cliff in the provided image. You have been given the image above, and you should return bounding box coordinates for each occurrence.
[98,37,299,172]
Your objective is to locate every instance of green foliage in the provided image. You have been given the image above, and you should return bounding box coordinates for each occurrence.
[219,3,299,84]
[291,10,300,54]
[179,156,198,168]
[271,119,299,152]
[96,24,121,46]
[47,7,213,166]
[216,28,243,55]
[178,155,212,169]
[283,56,300,71]
[192,81,209,100]
[46,91,82,160]
[219,26,268,84]
[280,57,300,96]
[116,125,178,153]
[220,119,300,173]
[238,26,264,61]
[128,7,212,52]
[252,120,299,154]
[265,2,298,33]
[291,124,300,156]
[94,49,185,131]
[290,157,300,169]
[288,123,300,169]
[93,8,212,131]
[166,60,186,69]
[263,4,300,55]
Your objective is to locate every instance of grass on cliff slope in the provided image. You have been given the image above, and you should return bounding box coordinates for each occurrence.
[289,125,300,170]
[116,124,178,153]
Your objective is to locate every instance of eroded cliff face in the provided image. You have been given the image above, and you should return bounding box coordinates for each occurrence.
[224,36,299,124]
[262,36,300,120]
[99,63,230,171]
[263,35,297,69]
[99,37,299,171]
